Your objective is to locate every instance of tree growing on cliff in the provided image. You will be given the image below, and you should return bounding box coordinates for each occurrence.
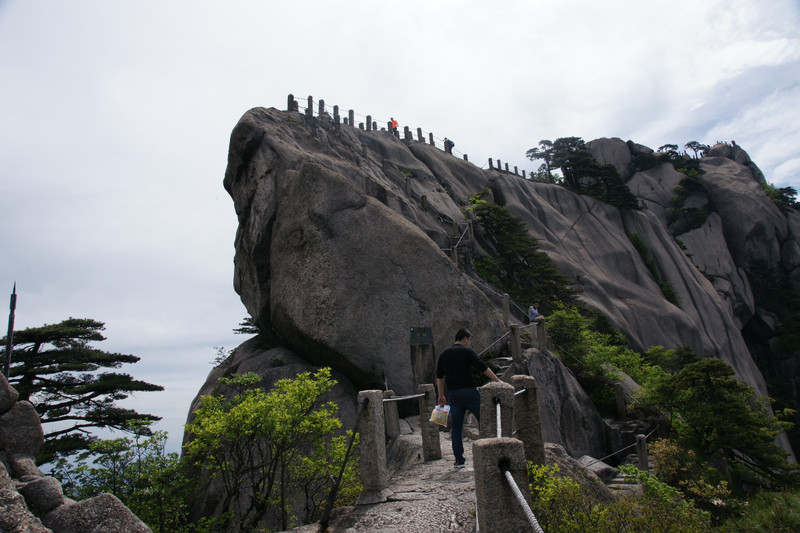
[641,356,799,490]
[184,369,359,532]
[4,318,164,463]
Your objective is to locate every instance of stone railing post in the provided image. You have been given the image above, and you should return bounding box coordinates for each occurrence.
[418,384,442,461]
[417,127,423,142]
[503,293,509,328]
[615,382,627,419]
[488,158,493,169]
[505,162,510,173]
[510,325,521,367]
[463,154,468,161]
[534,320,546,351]
[287,93,295,111]
[383,390,400,439]
[333,105,340,127]
[366,115,372,131]
[474,437,531,532]
[636,434,649,471]
[429,133,434,146]
[306,96,313,118]
[480,381,514,438]
[356,390,391,504]
[318,99,325,117]
[511,375,545,464]
[404,126,411,140]
[348,109,354,128]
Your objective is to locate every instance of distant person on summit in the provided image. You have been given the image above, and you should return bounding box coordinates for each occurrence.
[528,300,544,323]
[391,117,398,133]
[444,137,455,154]
[436,328,501,467]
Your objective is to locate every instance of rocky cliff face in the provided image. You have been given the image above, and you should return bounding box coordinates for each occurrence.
[0,374,151,533]
[212,106,799,460]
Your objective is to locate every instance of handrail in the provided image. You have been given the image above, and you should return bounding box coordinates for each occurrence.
[581,426,659,468]
[501,464,545,533]
[382,392,425,403]
[288,93,534,177]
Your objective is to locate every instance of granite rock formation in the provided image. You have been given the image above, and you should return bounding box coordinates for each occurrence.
[0,374,151,533]
[210,106,799,463]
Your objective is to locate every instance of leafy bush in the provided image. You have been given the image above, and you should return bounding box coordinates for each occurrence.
[722,489,800,532]
[527,463,712,532]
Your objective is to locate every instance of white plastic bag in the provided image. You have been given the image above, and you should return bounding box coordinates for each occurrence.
[429,404,450,427]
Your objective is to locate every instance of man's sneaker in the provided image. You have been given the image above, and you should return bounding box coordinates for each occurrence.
[454,460,466,468]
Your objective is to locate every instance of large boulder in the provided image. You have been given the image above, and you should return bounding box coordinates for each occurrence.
[43,493,150,533]
[217,106,797,460]
[522,348,606,459]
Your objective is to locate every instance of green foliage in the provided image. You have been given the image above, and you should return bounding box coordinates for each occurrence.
[3,318,163,463]
[649,438,735,524]
[526,139,557,183]
[722,489,800,532]
[467,192,579,307]
[762,182,799,212]
[51,426,192,533]
[527,463,712,532]
[531,137,640,208]
[184,368,358,532]
[628,233,680,305]
[233,317,261,335]
[546,304,666,414]
[640,357,799,490]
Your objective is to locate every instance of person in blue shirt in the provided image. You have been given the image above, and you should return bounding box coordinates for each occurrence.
[436,328,501,467]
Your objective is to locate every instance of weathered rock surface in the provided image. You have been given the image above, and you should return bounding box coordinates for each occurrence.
[0,373,152,533]
[216,106,799,462]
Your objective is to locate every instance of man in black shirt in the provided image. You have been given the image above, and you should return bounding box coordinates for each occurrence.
[436,328,501,467]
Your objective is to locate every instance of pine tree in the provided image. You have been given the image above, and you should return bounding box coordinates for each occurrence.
[4,317,163,463]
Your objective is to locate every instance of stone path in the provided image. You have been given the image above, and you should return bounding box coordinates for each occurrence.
[291,422,481,533]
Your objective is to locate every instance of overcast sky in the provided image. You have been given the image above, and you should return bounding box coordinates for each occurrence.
[1,0,798,452]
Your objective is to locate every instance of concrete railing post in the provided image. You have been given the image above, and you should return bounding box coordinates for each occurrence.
[488,158,493,170]
[306,96,313,118]
[366,115,372,131]
[474,437,531,532]
[356,390,391,504]
[511,375,545,465]
[636,434,649,471]
[418,384,442,461]
[287,93,295,111]
[463,154,468,161]
[417,127,423,142]
[480,381,514,438]
[383,390,400,439]
[348,109,354,128]
[318,99,325,117]
[404,126,411,140]
[333,105,340,128]
[429,133,434,146]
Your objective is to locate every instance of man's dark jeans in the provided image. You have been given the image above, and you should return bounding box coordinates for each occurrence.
[449,387,481,463]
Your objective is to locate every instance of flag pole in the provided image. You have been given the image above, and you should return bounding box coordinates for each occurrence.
[3,283,16,379]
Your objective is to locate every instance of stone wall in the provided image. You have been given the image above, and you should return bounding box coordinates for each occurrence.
[0,373,151,533]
